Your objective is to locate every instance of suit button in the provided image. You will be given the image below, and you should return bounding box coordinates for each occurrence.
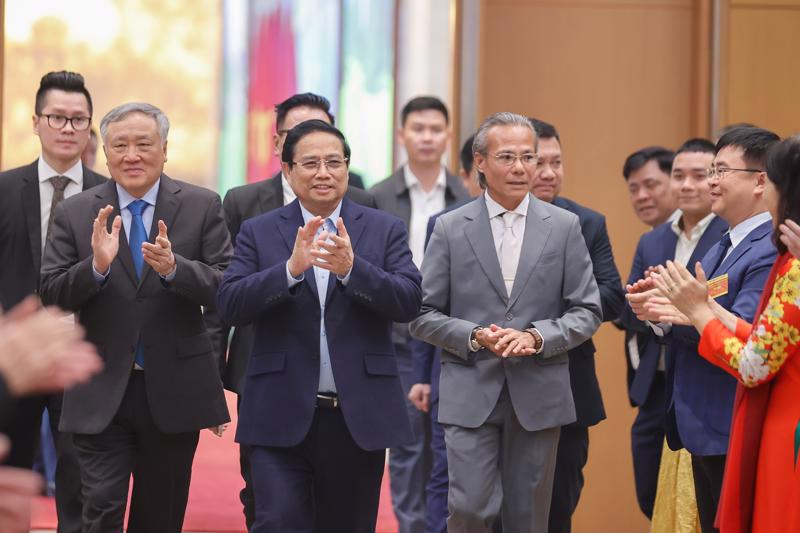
[505,313,513,321]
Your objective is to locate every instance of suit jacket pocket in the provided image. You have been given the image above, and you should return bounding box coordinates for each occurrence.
[177,333,213,358]
[533,353,569,366]
[364,353,399,376]
[247,352,287,375]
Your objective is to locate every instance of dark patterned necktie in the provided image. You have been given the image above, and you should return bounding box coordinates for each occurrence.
[709,232,733,275]
[46,175,71,241]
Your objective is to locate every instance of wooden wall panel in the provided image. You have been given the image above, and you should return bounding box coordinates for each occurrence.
[474,1,710,531]
[719,1,800,137]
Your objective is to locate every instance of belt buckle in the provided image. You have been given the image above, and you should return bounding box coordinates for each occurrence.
[316,393,338,409]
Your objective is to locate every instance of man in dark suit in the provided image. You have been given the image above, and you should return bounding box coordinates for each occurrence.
[617,145,678,518]
[622,139,725,520]
[204,92,374,530]
[0,70,106,533]
[217,119,421,532]
[525,118,625,532]
[628,127,779,532]
[40,102,231,533]
[370,96,469,533]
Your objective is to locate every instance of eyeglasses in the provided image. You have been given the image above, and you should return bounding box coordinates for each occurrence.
[39,114,92,131]
[490,152,539,167]
[292,158,349,172]
[706,167,763,179]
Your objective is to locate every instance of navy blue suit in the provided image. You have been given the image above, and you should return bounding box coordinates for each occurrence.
[217,198,421,532]
[620,215,727,518]
[666,220,775,455]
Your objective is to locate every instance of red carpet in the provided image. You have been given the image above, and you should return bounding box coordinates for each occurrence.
[32,391,399,532]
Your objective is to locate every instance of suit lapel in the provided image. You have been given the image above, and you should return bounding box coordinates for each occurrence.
[464,200,507,302]
[94,181,138,286]
[508,197,551,308]
[715,219,771,275]
[326,198,365,304]
[688,216,726,267]
[392,171,412,229]
[139,175,180,289]
[20,162,43,276]
[277,200,320,298]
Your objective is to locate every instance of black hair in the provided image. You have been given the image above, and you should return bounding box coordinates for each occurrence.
[275,93,334,131]
[622,146,674,180]
[676,137,715,155]
[528,117,560,142]
[281,119,351,166]
[715,126,780,169]
[460,134,475,174]
[400,96,449,126]
[765,136,800,255]
[35,71,93,117]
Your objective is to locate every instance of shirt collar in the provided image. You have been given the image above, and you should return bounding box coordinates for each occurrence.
[484,190,530,219]
[670,211,716,238]
[298,199,343,229]
[281,173,297,202]
[728,211,772,248]
[116,179,161,210]
[403,164,446,192]
[38,156,83,185]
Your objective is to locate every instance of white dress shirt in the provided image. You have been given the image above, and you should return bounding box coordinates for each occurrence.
[38,157,84,254]
[404,165,446,268]
[724,211,772,262]
[281,173,296,206]
[670,211,717,266]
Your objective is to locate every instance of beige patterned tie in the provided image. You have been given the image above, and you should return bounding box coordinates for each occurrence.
[47,175,71,241]
[500,211,520,296]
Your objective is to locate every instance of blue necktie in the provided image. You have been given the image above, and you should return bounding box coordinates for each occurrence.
[709,232,732,276]
[127,199,148,368]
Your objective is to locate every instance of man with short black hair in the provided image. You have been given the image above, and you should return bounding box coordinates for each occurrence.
[621,137,725,520]
[0,70,106,533]
[623,146,678,228]
[218,119,421,532]
[371,95,469,533]
[528,117,624,533]
[205,91,375,529]
[627,127,779,531]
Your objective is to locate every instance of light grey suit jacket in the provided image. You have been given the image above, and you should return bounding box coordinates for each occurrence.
[409,194,602,431]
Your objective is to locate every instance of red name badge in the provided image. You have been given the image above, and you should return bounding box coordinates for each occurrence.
[707,273,729,299]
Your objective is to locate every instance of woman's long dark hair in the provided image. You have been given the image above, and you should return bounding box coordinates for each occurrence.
[766,135,800,255]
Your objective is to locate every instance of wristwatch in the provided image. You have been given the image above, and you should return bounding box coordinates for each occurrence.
[469,327,482,352]
[525,328,544,354]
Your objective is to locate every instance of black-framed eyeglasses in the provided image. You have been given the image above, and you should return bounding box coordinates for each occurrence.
[292,158,349,172]
[39,114,92,131]
[706,167,763,179]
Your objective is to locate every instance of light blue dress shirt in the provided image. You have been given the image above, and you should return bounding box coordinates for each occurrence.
[285,200,351,393]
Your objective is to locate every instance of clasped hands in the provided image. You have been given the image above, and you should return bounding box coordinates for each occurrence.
[475,324,537,358]
[625,260,711,325]
[287,216,353,279]
[91,205,176,277]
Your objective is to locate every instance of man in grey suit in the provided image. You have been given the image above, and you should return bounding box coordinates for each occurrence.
[409,112,601,532]
[370,96,469,533]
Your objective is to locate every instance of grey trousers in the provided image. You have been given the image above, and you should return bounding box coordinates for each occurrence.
[444,387,560,533]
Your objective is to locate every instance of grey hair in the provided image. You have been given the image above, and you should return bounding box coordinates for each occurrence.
[472,112,536,187]
[99,102,170,144]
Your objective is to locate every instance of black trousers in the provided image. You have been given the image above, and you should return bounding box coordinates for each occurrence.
[691,454,726,533]
[548,423,589,533]
[1,393,83,533]
[249,406,385,533]
[631,371,666,519]
[72,372,199,533]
